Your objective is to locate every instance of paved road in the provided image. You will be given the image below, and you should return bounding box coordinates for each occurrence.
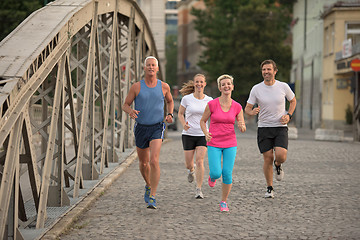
[57,127,360,240]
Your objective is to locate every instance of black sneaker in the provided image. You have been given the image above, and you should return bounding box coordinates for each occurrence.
[195,188,204,199]
[265,186,274,198]
[274,160,284,181]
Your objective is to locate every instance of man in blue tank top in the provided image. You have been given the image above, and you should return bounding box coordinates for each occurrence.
[122,56,174,209]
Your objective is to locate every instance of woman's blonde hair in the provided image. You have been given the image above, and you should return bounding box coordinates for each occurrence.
[179,74,206,96]
[217,74,233,89]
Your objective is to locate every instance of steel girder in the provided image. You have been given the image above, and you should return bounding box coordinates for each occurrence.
[0,0,160,238]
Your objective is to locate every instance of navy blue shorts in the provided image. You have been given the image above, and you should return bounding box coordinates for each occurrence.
[257,127,288,153]
[134,122,165,149]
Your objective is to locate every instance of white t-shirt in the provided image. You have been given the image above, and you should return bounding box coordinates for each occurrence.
[180,93,213,136]
[247,80,295,127]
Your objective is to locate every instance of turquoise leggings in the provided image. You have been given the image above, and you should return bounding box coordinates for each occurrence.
[207,146,237,184]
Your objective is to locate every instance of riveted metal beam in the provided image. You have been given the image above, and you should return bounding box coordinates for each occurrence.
[0,0,162,235]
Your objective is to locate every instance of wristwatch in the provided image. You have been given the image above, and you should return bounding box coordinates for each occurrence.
[167,113,174,118]
[287,113,293,119]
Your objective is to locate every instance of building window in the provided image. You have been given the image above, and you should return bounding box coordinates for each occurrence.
[345,22,360,46]
[330,23,334,54]
[166,1,178,9]
[324,78,333,104]
[325,26,329,56]
[324,79,328,103]
[324,23,334,56]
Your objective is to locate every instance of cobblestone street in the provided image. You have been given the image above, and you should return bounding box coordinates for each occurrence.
[57,127,360,240]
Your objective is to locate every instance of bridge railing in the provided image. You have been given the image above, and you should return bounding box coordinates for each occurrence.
[0,0,162,238]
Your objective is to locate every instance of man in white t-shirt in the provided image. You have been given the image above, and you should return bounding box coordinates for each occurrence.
[245,59,296,199]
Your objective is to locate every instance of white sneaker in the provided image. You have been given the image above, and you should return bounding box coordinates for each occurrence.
[274,160,284,181]
[195,188,204,199]
[265,187,274,198]
[188,169,195,183]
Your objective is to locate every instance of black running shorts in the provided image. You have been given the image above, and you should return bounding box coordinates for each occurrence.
[182,135,207,150]
[257,127,288,153]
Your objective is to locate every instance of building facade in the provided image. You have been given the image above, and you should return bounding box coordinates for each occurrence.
[291,0,360,136]
[136,0,166,76]
[177,0,205,86]
[291,0,339,129]
[166,1,179,36]
[322,2,360,138]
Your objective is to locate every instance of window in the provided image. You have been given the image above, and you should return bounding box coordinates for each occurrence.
[330,23,334,54]
[166,1,178,9]
[324,79,334,104]
[325,26,329,55]
[324,23,335,56]
[346,22,360,46]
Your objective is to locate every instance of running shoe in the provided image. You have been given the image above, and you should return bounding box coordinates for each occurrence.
[195,188,204,199]
[274,160,284,181]
[188,169,195,183]
[219,201,229,212]
[208,176,216,188]
[147,196,157,209]
[144,185,151,203]
[265,186,274,198]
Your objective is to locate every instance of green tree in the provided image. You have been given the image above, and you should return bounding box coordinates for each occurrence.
[191,0,294,102]
[0,0,47,41]
[165,34,178,87]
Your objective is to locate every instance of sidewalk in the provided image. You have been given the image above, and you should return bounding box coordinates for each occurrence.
[45,127,360,240]
[21,148,136,240]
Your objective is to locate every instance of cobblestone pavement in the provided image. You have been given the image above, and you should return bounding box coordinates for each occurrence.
[57,128,360,240]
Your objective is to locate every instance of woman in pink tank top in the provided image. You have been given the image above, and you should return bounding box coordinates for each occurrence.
[200,74,246,212]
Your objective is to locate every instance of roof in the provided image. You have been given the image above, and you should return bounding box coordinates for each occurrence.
[322,1,360,18]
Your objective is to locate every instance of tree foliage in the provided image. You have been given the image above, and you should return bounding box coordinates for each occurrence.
[0,0,46,42]
[191,0,294,101]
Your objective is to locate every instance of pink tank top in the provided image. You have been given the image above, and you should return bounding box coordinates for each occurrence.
[207,98,242,148]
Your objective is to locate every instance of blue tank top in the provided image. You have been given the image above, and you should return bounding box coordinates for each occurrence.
[135,79,164,125]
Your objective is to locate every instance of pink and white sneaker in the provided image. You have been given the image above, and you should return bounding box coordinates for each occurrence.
[220,201,229,212]
[208,176,216,188]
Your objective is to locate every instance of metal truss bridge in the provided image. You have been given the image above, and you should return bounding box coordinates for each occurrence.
[0,0,161,238]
